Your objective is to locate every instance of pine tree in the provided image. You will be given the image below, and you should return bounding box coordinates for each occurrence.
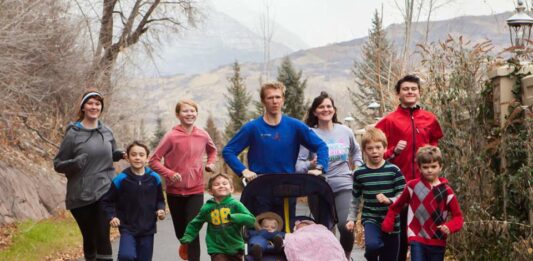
[205,114,224,154]
[277,56,307,119]
[150,117,166,149]
[348,10,401,127]
[250,100,264,119]
[225,61,252,139]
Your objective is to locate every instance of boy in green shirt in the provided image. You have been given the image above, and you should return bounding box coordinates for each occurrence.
[180,173,255,260]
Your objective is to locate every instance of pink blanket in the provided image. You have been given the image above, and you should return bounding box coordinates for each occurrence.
[283,224,347,261]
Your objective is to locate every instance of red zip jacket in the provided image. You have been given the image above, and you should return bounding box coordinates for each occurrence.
[375,106,443,181]
[149,125,217,195]
[382,177,464,247]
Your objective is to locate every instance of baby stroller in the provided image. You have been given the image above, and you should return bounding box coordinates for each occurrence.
[240,174,338,261]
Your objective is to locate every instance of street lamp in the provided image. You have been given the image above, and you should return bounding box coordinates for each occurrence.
[506,0,533,55]
[367,100,381,120]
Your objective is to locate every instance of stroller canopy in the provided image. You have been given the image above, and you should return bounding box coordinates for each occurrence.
[240,174,338,231]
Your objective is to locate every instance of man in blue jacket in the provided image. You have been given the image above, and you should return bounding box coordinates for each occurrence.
[223,82,329,224]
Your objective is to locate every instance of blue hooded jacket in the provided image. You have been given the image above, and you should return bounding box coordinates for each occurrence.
[101,167,165,236]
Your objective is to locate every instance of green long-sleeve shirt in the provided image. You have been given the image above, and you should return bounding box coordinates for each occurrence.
[180,195,255,255]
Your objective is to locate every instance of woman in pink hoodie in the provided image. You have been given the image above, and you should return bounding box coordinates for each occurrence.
[149,99,217,261]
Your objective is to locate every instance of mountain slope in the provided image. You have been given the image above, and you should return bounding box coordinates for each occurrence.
[111,12,513,139]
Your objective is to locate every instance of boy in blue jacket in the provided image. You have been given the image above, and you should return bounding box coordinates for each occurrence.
[101,141,166,261]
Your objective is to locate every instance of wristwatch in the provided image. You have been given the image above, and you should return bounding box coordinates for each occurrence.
[315,164,324,174]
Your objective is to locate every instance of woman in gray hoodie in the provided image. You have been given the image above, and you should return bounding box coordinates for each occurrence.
[54,91,123,261]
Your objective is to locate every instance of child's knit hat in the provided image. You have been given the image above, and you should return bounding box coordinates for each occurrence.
[255,211,283,232]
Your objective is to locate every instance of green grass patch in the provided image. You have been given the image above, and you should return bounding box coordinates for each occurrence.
[0,214,81,261]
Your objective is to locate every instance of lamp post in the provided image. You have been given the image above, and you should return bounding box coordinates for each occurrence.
[367,100,381,121]
[506,0,533,56]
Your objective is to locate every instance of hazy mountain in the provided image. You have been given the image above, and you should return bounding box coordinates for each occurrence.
[147,8,307,76]
[112,12,514,138]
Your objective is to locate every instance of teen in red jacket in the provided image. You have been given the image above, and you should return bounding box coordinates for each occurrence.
[382,146,463,261]
[375,75,444,260]
[375,75,443,182]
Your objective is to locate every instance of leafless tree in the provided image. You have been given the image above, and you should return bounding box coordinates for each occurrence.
[423,0,455,44]
[259,0,275,81]
[0,0,88,120]
[74,0,200,93]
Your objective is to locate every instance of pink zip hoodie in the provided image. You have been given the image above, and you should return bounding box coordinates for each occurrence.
[149,125,217,195]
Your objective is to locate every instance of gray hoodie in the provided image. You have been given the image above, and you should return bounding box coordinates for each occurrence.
[54,121,122,209]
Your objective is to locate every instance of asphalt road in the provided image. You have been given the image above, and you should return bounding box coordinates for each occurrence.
[106,193,365,260]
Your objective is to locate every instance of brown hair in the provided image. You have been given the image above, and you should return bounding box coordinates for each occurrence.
[175,99,198,114]
[126,141,150,156]
[361,127,388,150]
[304,91,339,127]
[416,145,443,166]
[77,90,104,121]
[207,173,233,189]
[260,82,286,101]
[395,74,421,94]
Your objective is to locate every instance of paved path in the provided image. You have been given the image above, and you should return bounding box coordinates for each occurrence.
[107,193,364,260]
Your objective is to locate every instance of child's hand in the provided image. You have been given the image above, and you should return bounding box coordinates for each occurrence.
[381,219,394,233]
[437,225,450,235]
[376,193,391,205]
[110,217,120,227]
[394,140,407,155]
[205,164,216,172]
[345,221,355,232]
[157,209,166,220]
[169,173,182,184]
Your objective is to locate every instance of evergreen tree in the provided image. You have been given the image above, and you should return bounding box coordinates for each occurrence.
[250,100,264,119]
[205,114,224,154]
[150,117,166,149]
[225,61,252,139]
[277,56,307,119]
[348,10,401,127]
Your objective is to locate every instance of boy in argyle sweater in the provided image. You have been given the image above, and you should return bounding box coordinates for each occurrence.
[382,145,463,261]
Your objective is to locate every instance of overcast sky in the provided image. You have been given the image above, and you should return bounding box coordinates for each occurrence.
[211,0,517,47]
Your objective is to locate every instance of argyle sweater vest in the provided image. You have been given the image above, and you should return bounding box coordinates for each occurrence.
[382,177,463,247]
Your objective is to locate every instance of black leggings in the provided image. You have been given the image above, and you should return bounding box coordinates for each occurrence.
[167,193,204,261]
[70,201,112,261]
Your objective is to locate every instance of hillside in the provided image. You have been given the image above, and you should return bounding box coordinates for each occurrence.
[110,12,512,139]
[143,8,304,76]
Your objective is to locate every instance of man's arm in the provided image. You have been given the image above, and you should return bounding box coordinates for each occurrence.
[222,124,252,176]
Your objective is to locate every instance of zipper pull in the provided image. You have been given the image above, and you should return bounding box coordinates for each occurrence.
[139,181,141,186]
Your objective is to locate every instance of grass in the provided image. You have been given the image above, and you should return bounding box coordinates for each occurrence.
[0,213,82,261]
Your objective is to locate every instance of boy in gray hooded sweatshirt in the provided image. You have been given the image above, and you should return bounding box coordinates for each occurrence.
[54,91,123,261]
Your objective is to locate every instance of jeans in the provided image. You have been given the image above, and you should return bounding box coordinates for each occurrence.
[364,222,399,261]
[117,230,154,261]
[410,241,445,261]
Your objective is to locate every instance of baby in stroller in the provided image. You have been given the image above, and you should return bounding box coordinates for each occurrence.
[249,212,285,260]
[283,217,346,261]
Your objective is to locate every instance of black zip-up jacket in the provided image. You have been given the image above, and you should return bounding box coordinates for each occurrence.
[101,167,165,236]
